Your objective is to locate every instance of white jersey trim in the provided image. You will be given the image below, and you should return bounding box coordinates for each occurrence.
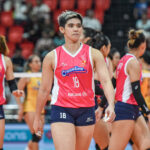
[124,57,135,76]
[122,76,132,103]
[89,47,95,95]
[62,43,83,57]
[1,54,6,99]
[1,54,6,71]
[51,49,59,105]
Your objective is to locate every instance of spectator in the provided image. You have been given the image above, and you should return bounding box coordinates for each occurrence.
[136,12,150,38]
[13,0,28,24]
[32,0,50,20]
[133,0,148,19]
[41,16,55,38]
[12,48,25,72]
[83,9,102,31]
[34,29,54,56]
[53,31,65,46]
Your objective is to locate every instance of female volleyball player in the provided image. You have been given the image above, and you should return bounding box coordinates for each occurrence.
[87,32,113,150]
[0,36,24,150]
[33,11,115,150]
[17,55,43,150]
[109,29,150,150]
[108,48,120,76]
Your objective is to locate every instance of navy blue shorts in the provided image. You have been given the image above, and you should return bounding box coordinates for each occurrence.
[50,105,95,126]
[115,101,141,121]
[0,105,5,120]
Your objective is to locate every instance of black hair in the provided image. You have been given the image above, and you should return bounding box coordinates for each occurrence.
[86,32,110,50]
[108,48,120,60]
[83,27,98,39]
[58,10,83,27]
[128,29,145,49]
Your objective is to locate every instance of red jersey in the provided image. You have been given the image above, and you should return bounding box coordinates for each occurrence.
[0,54,6,105]
[115,53,142,105]
[51,44,95,108]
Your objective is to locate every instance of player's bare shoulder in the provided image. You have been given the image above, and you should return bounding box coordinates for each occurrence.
[43,49,55,70]
[91,47,104,61]
[4,56,12,68]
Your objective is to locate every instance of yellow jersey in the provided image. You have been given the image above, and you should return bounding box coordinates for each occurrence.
[141,69,150,109]
[23,76,41,112]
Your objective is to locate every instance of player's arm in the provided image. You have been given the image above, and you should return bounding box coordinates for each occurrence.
[5,56,24,97]
[92,48,115,106]
[92,48,115,122]
[127,59,150,115]
[35,51,54,117]
[34,51,54,134]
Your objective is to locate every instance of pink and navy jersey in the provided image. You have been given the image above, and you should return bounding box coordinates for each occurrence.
[51,43,95,108]
[115,53,142,105]
[0,54,6,105]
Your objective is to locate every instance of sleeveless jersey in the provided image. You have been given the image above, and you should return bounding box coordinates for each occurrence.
[51,43,95,108]
[0,54,6,105]
[23,75,41,112]
[115,53,142,105]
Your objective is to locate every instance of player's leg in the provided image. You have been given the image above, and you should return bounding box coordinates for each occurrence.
[51,122,76,150]
[109,120,135,150]
[24,112,42,150]
[50,105,76,150]
[75,106,96,150]
[75,125,95,150]
[93,119,109,149]
[0,105,5,150]
[131,115,150,150]
[0,119,5,150]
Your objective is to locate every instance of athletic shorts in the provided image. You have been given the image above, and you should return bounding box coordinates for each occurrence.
[0,105,5,120]
[114,101,141,121]
[50,105,95,126]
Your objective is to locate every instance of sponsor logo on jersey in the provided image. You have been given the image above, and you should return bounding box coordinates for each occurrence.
[62,66,87,77]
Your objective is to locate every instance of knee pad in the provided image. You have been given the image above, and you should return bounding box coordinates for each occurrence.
[0,148,3,150]
[146,148,150,150]
[32,133,41,143]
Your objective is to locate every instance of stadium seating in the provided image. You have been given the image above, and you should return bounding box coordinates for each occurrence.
[8,26,24,44]
[7,42,16,57]
[43,0,58,11]
[60,0,75,10]
[0,11,14,27]
[20,41,34,52]
[94,9,105,24]
[77,0,92,11]
[95,0,110,11]
[0,26,6,36]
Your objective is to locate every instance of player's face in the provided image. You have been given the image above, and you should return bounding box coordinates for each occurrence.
[61,18,83,42]
[30,56,41,72]
[139,41,146,57]
[102,43,111,58]
[112,52,120,68]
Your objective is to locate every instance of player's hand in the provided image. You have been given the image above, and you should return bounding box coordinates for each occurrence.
[18,104,23,122]
[104,104,115,123]
[12,90,24,97]
[33,116,43,137]
[95,106,103,122]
